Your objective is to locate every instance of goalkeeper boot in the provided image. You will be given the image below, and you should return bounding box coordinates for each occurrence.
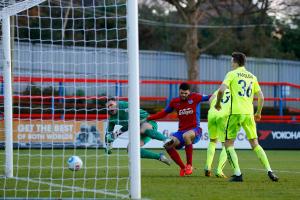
[159,153,171,166]
[229,174,243,182]
[185,164,193,175]
[204,169,212,177]
[268,171,279,182]
[179,168,185,177]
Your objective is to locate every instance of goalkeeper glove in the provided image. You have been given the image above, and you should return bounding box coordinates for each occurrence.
[105,132,115,143]
[105,132,115,154]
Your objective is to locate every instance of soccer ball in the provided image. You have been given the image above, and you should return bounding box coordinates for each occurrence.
[67,156,83,171]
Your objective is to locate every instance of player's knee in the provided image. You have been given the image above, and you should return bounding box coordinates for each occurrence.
[140,140,145,147]
[141,122,152,133]
[183,135,193,144]
[165,137,178,149]
[225,139,234,147]
[210,138,217,143]
[184,138,192,145]
[249,138,259,149]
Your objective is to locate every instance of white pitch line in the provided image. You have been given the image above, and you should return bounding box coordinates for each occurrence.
[142,167,300,174]
[244,168,300,174]
[12,177,129,199]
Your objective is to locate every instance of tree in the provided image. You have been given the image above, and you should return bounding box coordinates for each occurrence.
[139,0,300,90]
[154,0,273,90]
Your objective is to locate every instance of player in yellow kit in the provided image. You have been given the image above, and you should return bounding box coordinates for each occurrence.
[204,89,231,178]
[204,89,230,178]
[215,52,279,182]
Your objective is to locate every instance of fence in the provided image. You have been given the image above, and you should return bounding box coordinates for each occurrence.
[0,76,299,123]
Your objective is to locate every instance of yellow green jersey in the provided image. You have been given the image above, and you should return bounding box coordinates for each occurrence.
[209,89,231,117]
[222,66,261,114]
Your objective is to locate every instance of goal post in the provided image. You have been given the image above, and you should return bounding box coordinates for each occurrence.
[0,0,141,199]
[127,0,141,198]
[1,0,48,179]
[2,15,13,178]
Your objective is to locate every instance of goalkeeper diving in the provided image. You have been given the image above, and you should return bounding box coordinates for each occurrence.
[105,98,172,166]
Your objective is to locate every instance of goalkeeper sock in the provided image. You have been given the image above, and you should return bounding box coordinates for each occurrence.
[254,145,272,172]
[144,129,168,141]
[140,148,160,160]
[167,147,185,169]
[216,146,227,174]
[226,146,241,176]
[205,142,216,170]
[185,144,193,165]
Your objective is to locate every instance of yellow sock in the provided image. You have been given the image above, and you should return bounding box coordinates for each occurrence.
[226,146,241,176]
[254,145,272,172]
[205,142,216,170]
[217,146,227,174]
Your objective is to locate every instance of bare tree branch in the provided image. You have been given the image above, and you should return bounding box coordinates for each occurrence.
[165,0,188,21]
[199,33,223,53]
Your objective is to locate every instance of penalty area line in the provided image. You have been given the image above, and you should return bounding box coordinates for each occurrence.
[11,176,129,199]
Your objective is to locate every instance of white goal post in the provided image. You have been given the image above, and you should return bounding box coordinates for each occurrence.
[1,0,47,180]
[0,0,141,199]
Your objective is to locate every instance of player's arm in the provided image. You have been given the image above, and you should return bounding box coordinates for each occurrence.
[254,79,264,121]
[107,120,115,133]
[105,120,116,148]
[215,84,228,110]
[147,104,173,121]
[209,94,216,105]
[194,93,211,103]
[215,72,233,110]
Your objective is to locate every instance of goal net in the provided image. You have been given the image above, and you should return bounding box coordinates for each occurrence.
[0,0,140,199]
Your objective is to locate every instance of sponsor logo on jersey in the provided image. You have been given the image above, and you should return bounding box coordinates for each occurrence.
[178,108,193,115]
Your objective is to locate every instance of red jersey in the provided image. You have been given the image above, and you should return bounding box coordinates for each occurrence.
[148,93,210,131]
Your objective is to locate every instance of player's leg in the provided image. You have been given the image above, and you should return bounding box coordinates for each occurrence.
[215,115,228,178]
[225,115,243,182]
[141,121,169,142]
[215,143,227,178]
[165,132,186,176]
[204,139,216,177]
[205,114,218,176]
[182,127,201,175]
[243,115,279,182]
[140,136,171,165]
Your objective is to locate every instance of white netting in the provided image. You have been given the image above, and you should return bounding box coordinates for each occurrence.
[0,0,24,9]
[0,0,131,199]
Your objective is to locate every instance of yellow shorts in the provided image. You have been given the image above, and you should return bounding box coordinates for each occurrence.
[208,111,228,143]
[225,114,257,140]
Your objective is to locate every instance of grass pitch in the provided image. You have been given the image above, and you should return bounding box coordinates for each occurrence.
[142,150,300,200]
[0,149,299,199]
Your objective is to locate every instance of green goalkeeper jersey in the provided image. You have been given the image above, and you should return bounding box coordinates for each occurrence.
[107,101,149,132]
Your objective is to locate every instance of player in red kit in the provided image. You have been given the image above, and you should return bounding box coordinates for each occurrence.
[147,83,210,176]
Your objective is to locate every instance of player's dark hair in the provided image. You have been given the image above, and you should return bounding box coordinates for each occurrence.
[107,97,116,102]
[232,52,246,66]
[179,82,190,90]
